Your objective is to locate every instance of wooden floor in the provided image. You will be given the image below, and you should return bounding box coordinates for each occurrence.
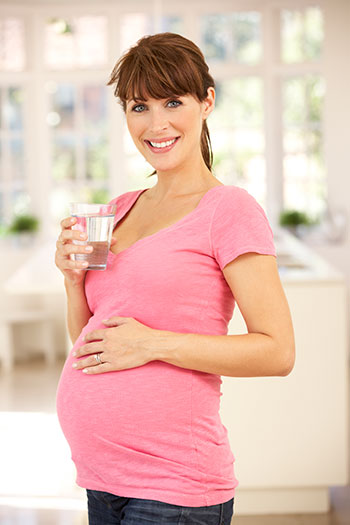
[0,356,349,525]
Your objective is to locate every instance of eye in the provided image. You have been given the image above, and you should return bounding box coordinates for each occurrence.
[130,99,182,113]
[167,100,182,108]
[131,104,146,113]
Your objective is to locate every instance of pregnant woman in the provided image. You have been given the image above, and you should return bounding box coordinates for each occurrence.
[55,32,295,525]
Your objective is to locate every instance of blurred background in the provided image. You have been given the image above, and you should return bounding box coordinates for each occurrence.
[0,0,349,523]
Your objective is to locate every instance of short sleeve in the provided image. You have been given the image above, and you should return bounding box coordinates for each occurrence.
[210,187,277,271]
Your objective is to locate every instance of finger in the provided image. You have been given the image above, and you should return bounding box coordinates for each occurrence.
[73,341,102,358]
[82,363,111,374]
[83,329,107,343]
[59,229,88,243]
[73,353,104,370]
[55,248,89,266]
[57,258,89,271]
[60,244,94,257]
[102,316,130,326]
[60,216,76,229]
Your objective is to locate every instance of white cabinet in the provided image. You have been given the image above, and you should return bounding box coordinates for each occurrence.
[220,231,349,515]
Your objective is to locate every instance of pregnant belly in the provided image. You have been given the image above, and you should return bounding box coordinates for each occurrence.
[56,343,193,460]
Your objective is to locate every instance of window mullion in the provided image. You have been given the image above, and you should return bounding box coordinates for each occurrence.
[2,88,11,225]
[26,12,52,240]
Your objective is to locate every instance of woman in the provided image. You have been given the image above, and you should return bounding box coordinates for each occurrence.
[55,32,295,525]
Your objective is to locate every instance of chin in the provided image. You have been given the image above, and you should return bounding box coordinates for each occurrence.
[149,160,181,172]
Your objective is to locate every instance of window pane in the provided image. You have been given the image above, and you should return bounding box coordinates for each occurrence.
[210,78,265,198]
[49,83,109,191]
[87,188,111,204]
[283,76,325,128]
[161,16,184,34]
[283,78,305,124]
[85,137,107,181]
[283,75,326,217]
[233,12,261,64]
[48,83,110,222]
[50,84,75,130]
[45,16,108,69]
[52,136,76,181]
[50,187,75,224]
[200,12,261,64]
[83,86,107,134]
[120,14,152,54]
[210,77,263,128]
[10,138,24,183]
[284,129,306,154]
[0,18,25,71]
[304,7,323,60]
[0,86,28,227]
[4,88,24,131]
[281,7,323,63]
[11,189,31,216]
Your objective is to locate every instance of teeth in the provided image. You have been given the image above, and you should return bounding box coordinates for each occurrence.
[149,138,177,148]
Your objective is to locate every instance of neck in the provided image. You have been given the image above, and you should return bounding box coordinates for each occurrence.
[147,158,217,201]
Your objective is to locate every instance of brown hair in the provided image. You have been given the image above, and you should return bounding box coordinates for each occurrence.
[107,32,215,177]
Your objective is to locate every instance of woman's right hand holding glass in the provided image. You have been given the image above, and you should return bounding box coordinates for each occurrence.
[55,216,91,286]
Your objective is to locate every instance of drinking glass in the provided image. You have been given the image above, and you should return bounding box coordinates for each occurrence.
[69,203,117,270]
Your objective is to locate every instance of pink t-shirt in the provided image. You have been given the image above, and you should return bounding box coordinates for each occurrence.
[56,184,276,507]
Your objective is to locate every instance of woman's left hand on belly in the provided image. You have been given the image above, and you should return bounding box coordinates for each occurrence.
[71,317,158,374]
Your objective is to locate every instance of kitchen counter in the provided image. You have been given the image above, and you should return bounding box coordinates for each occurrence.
[273,226,344,283]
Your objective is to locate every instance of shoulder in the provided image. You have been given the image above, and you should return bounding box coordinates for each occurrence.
[213,184,261,213]
[215,184,254,199]
[210,184,273,236]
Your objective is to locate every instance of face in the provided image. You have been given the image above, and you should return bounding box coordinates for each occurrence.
[125,88,215,174]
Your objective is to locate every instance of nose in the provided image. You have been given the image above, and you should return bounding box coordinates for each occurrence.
[148,106,169,134]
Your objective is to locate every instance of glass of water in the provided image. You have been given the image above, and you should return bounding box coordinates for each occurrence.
[69,203,117,271]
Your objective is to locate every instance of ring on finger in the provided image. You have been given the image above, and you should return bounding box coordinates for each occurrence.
[94,353,103,365]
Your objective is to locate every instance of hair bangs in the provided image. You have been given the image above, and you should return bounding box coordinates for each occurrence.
[120,49,203,108]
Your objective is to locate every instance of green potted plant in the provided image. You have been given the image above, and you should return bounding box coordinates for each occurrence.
[7,213,40,247]
[279,209,318,238]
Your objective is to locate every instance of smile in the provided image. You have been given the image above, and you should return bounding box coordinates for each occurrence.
[145,137,180,153]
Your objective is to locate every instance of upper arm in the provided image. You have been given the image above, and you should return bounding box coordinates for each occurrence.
[223,252,295,366]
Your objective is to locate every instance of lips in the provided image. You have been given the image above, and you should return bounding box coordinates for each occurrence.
[145,136,180,154]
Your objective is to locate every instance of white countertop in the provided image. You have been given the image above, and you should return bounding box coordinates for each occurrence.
[273,227,344,284]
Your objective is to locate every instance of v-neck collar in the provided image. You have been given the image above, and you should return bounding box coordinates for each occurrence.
[109,185,225,258]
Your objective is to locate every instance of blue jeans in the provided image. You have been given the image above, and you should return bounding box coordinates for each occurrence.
[86,489,234,525]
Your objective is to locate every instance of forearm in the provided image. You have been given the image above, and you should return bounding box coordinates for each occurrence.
[151,330,293,377]
[64,279,93,344]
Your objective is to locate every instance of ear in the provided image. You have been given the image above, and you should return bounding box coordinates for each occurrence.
[202,87,215,120]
